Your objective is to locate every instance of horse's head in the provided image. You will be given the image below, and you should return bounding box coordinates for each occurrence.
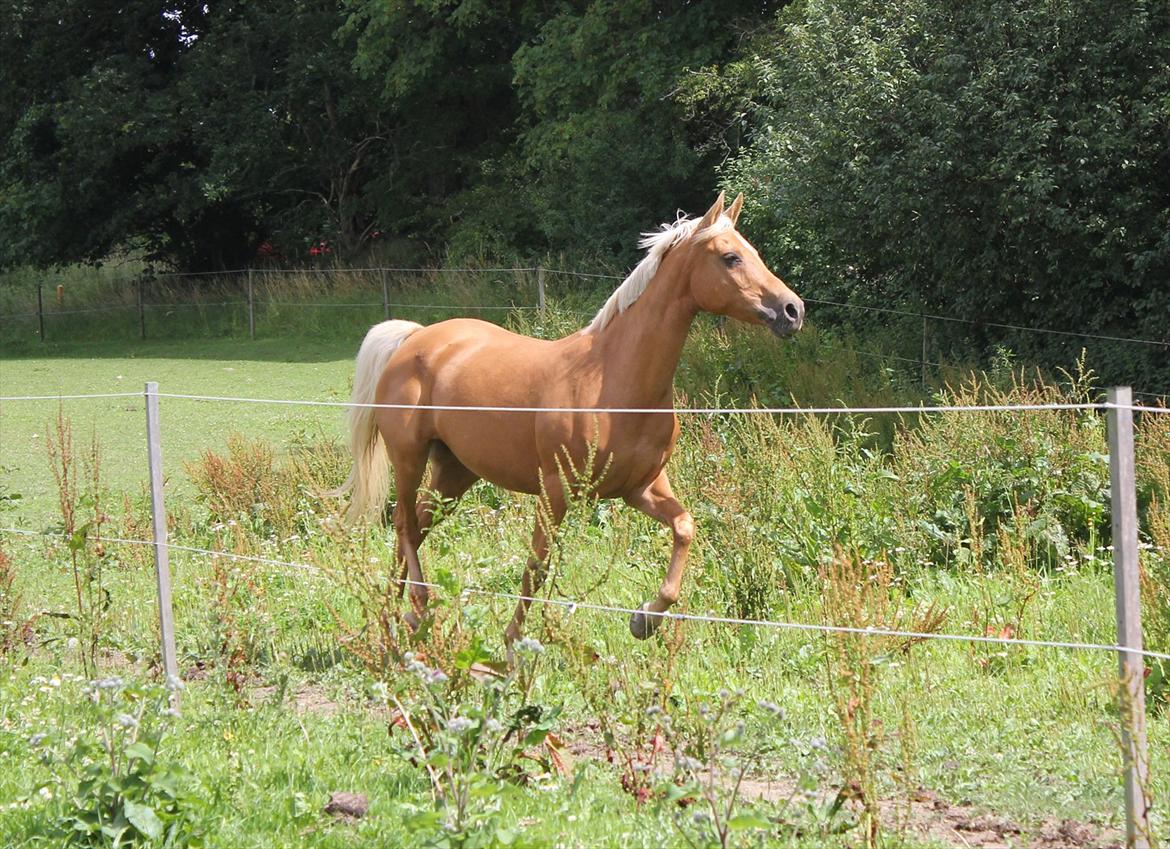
[686,192,804,337]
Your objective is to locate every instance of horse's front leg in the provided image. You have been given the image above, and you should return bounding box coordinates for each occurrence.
[624,471,694,639]
[503,483,567,663]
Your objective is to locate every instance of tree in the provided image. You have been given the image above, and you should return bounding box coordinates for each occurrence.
[692,0,1170,383]
[0,1,246,270]
[458,0,783,259]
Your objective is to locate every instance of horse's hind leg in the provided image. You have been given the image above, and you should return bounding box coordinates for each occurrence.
[388,441,430,616]
[623,471,694,639]
[418,442,480,541]
[503,483,567,662]
[394,443,480,599]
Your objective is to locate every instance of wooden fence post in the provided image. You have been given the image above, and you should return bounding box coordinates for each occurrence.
[37,283,45,342]
[381,268,391,320]
[144,382,180,704]
[1107,386,1151,848]
[138,279,147,340]
[537,265,546,311]
[247,269,255,340]
[920,314,928,387]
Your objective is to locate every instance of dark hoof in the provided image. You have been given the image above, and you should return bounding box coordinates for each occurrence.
[629,604,663,640]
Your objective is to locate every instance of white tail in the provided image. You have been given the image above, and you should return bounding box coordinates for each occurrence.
[332,319,424,524]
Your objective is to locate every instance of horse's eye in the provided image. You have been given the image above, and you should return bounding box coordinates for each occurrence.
[722,252,741,268]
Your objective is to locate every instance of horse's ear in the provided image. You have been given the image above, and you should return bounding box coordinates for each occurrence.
[698,191,725,229]
[727,193,744,225]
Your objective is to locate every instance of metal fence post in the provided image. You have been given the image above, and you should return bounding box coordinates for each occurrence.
[144,382,180,704]
[381,268,390,320]
[247,269,256,340]
[1107,386,1151,848]
[37,283,45,342]
[537,265,546,311]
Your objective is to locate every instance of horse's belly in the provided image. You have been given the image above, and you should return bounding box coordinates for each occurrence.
[434,416,544,495]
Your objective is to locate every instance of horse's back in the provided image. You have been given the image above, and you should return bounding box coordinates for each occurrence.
[389,318,572,401]
[375,319,579,491]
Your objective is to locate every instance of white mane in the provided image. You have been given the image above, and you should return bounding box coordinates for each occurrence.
[584,212,734,333]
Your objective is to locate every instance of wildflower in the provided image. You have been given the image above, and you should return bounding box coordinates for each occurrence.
[678,755,703,772]
[514,637,544,655]
[93,677,123,690]
[428,669,449,685]
[115,713,138,729]
[28,734,47,747]
[406,658,431,680]
[645,705,662,717]
[165,673,185,691]
[162,707,181,718]
[484,718,504,734]
[691,810,710,824]
[38,787,53,802]
[447,716,476,735]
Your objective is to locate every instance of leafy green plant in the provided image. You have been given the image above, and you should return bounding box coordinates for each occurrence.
[384,636,562,848]
[658,689,846,849]
[331,549,564,847]
[555,614,689,808]
[31,676,203,847]
[820,548,944,847]
[45,410,112,676]
[1137,407,1170,705]
[896,365,1109,571]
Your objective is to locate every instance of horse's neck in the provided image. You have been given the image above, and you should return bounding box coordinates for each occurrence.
[587,263,696,405]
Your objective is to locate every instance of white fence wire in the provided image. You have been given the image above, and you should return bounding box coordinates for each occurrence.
[2,390,1166,415]
[1,526,1167,664]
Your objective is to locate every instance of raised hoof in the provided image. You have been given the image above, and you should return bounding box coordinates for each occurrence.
[403,610,421,631]
[629,604,663,640]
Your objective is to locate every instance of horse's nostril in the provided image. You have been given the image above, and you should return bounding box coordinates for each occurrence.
[784,301,800,321]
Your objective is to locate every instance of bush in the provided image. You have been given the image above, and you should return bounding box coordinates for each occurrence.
[689,0,1170,387]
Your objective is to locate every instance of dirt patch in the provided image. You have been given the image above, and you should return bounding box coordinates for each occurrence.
[249,682,343,715]
[558,722,1121,849]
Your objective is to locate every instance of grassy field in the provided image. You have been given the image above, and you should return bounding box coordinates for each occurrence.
[2,277,1168,847]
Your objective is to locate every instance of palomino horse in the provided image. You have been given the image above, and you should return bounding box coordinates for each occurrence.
[335,193,803,653]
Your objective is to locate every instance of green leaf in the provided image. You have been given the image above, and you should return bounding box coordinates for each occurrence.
[727,812,770,831]
[453,636,493,671]
[125,741,156,765]
[662,782,697,803]
[124,800,165,840]
[67,522,92,552]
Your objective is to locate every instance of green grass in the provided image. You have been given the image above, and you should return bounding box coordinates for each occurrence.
[1,336,356,523]
[2,279,1168,847]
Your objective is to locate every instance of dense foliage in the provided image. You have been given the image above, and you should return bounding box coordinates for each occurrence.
[0,0,776,269]
[691,0,1170,382]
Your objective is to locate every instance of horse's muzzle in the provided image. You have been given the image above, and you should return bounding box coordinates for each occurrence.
[759,297,804,337]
